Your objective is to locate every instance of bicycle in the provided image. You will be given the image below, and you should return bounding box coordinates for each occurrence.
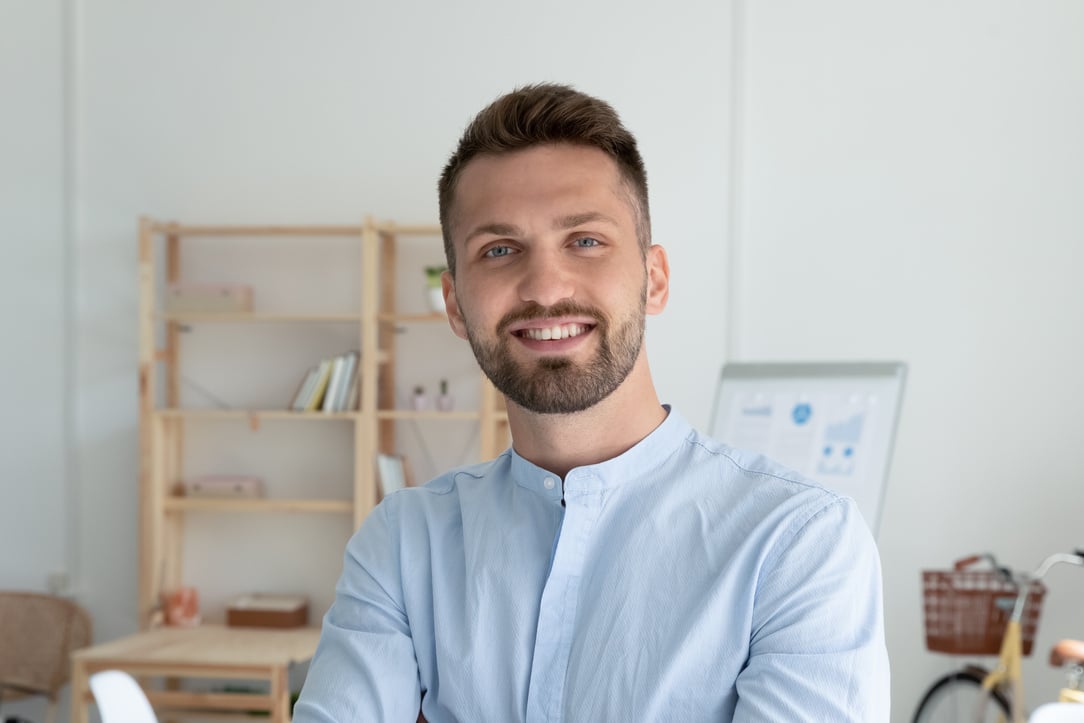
[912,550,1084,723]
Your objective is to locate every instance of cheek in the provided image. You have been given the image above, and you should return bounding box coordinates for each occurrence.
[453,283,499,331]
[464,270,512,305]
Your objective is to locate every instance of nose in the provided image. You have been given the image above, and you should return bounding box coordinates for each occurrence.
[516,248,575,308]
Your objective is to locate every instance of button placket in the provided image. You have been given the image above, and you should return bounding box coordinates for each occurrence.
[526,474,602,722]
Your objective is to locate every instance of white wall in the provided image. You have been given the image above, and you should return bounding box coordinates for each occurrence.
[0,3,72,719]
[7,3,1084,723]
[736,1,1084,718]
[0,0,69,589]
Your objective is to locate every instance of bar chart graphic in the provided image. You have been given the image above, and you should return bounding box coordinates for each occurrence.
[817,413,866,476]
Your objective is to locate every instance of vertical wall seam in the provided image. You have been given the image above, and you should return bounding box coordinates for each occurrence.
[62,0,81,598]
[724,0,746,363]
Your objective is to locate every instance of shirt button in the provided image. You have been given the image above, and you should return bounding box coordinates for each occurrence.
[543,477,556,490]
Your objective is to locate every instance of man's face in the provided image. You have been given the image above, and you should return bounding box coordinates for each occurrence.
[442,144,667,414]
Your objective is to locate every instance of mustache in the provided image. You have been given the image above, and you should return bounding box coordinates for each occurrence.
[496,300,606,334]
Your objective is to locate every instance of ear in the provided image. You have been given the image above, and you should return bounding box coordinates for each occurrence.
[442,270,469,340]
[644,244,670,315]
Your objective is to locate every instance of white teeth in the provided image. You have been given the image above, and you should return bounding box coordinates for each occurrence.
[524,323,586,341]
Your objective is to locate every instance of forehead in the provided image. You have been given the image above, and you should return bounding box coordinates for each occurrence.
[459,143,619,182]
[451,144,633,234]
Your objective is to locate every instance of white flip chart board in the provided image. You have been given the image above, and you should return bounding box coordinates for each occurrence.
[708,362,906,535]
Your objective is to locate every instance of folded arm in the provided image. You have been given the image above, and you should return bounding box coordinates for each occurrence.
[293,502,422,723]
[734,497,890,721]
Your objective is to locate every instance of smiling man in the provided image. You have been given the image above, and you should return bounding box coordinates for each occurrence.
[294,84,890,722]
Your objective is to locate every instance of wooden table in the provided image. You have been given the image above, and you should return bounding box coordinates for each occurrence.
[70,624,320,722]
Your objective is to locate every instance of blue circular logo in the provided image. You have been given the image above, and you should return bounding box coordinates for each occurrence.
[792,403,812,425]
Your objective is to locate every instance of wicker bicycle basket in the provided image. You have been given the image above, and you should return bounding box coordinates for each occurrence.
[922,568,1046,655]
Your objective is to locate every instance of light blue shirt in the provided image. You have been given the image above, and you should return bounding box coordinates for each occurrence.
[295,407,889,722]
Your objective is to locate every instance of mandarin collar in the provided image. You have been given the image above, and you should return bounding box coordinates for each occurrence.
[510,406,689,500]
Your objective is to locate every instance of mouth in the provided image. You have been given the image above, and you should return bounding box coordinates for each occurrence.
[514,322,593,341]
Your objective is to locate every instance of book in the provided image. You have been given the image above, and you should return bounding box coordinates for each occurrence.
[343,363,360,411]
[334,352,359,411]
[376,453,407,497]
[322,355,347,413]
[290,366,319,411]
[305,359,334,411]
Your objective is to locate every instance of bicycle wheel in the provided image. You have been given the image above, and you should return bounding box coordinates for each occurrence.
[912,668,1012,723]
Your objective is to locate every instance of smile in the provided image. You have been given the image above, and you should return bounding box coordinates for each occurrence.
[516,323,592,341]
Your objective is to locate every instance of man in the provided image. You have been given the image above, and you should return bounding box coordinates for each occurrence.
[294,83,889,722]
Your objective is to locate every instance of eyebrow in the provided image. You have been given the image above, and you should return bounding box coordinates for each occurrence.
[464,213,618,245]
[554,212,618,230]
[464,223,524,246]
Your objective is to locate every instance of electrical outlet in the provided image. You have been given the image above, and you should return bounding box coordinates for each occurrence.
[47,571,69,595]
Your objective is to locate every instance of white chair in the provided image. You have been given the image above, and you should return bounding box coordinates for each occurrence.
[1030,703,1084,722]
[88,670,158,723]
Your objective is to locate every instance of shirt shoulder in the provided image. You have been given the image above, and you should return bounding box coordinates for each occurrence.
[672,426,861,539]
[683,427,842,497]
[390,451,511,496]
[375,451,515,527]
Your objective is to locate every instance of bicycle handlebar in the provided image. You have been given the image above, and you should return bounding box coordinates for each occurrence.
[953,551,1084,584]
[1008,551,1084,622]
[1031,552,1084,582]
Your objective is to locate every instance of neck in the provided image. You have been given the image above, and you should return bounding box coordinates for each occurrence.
[503,351,666,479]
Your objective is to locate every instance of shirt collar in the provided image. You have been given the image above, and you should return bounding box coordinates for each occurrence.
[509,405,690,499]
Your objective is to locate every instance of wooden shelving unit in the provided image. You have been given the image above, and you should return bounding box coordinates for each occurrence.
[136,217,509,628]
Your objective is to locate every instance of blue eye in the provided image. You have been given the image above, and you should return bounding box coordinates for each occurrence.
[484,245,513,258]
[574,237,600,248]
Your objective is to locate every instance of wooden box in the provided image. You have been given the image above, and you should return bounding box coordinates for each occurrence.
[226,594,309,629]
[165,283,253,313]
[185,475,264,499]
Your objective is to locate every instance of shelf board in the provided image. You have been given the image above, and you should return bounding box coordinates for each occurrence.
[151,223,364,237]
[378,312,447,324]
[376,410,481,421]
[155,409,360,421]
[164,497,353,514]
[156,409,509,422]
[159,312,362,324]
[374,223,442,237]
[150,222,442,237]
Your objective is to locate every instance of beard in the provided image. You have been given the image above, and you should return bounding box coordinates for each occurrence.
[461,287,647,415]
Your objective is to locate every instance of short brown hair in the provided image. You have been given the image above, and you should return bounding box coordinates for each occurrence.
[438,83,650,274]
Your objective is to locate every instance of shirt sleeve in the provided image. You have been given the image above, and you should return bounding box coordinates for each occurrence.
[293,499,422,723]
[733,495,891,722]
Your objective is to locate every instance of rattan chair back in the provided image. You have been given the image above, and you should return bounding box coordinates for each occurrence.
[0,591,92,703]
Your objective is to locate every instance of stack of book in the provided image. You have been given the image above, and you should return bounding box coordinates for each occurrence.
[290,351,360,412]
